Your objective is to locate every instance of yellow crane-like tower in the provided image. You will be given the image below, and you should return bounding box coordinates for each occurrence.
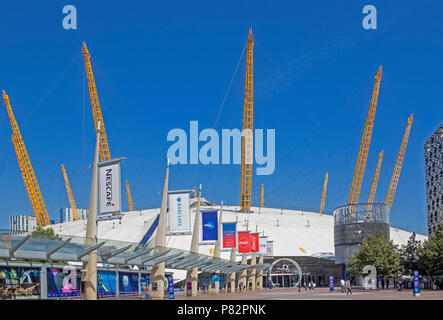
[384,115,413,212]
[61,164,80,221]
[259,184,264,208]
[348,66,382,205]
[366,150,384,206]
[82,42,111,162]
[319,172,329,214]
[126,180,134,211]
[240,28,254,213]
[2,90,51,227]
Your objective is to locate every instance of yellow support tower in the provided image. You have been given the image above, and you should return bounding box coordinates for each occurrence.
[348,66,382,205]
[82,42,111,162]
[366,150,384,206]
[259,184,264,208]
[319,172,328,214]
[126,180,134,211]
[61,164,80,221]
[240,29,254,213]
[2,90,51,227]
[384,115,413,212]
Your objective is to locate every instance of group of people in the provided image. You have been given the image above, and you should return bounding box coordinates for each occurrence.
[297,280,316,292]
[340,279,352,295]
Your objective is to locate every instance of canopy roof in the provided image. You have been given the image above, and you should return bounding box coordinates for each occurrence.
[0,230,271,273]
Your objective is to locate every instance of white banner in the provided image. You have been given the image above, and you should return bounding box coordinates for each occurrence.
[259,236,268,255]
[98,161,121,214]
[168,193,191,233]
[266,240,274,256]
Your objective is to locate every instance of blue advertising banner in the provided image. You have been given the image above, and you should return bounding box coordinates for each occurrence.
[329,276,334,292]
[202,211,218,241]
[222,223,236,248]
[413,270,420,294]
[168,275,174,299]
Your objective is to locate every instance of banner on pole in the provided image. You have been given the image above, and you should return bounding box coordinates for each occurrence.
[259,236,268,255]
[222,223,237,248]
[238,231,250,253]
[168,193,191,233]
[266,240,274,256]
[202,210,218,241]
[98,160,122,214]
[250,233,259,253]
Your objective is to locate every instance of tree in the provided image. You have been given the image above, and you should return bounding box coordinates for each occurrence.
[400,232,424,276]
[347,232,401,279]
[31,226,62,241]
[419,224,443,277]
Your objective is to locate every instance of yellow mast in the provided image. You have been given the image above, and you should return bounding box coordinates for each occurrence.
[366,150,384,205]
[2,90,51,227]
[240,28,254,213]
[82,42,111,162]
[126,180,134,211]
[384,115,413,212]
[61,164,80,221]
[259,184,264,208]
[319,172,329,214]
[348,66,382,205]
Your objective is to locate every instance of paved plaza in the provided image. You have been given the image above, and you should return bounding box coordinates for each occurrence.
[171,287,443,300]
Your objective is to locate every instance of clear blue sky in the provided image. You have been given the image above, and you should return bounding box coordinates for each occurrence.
[0,1,441,235]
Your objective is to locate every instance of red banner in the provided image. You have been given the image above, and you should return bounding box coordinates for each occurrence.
[238,231,250,253]
[250,233,259,253]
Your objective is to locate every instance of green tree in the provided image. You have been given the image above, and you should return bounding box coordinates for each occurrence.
[31,226,62,240]
[419,224,443,276]
[400,232,424,276]
[347,232,401,279]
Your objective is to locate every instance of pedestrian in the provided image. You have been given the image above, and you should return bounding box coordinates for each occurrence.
[312,281,316,291]
[345,279,352,295]
[386,279,389,290]
[303,281,307,291]
[269,280,273,292]
[143,287,151,300]
[381,279,385,290]
[298,281,302,292]
[308,281,312,290]
[340,279,345,293]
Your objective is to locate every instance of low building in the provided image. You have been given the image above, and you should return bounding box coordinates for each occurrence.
[425,123,443,235]
[59,208,88,223]
[9,215,37,233]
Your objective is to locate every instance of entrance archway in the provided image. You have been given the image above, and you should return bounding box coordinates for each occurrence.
[266,258,302,288]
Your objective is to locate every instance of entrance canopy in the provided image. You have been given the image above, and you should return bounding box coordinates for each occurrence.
[0,230,271,274]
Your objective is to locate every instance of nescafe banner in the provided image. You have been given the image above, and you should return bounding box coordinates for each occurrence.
[238,231,250,253]
[250,232,259,252]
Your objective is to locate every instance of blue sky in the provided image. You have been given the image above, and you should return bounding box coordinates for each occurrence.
[0,1,441,235]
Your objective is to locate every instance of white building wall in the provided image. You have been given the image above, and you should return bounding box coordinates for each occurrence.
[59,208,88,223]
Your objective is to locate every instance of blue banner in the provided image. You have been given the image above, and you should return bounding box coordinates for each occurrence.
[202,211,218,241]
[168,275,174,299]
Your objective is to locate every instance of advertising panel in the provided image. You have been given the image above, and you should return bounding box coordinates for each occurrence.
[238,231,250,253]
[140,274,150,292]
[167,275,174,299]
[250,233,259,253]
[168,193,191,233]
[222,223,237,248]
[97,270,116,296]
[202,210,218,241]
[0,267,40,299]
[119,272,139,295]
[47,268,81,298]
[259,236,268,255]
[98,161,121,214]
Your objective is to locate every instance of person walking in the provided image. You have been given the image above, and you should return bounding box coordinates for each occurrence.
[313,281,316,291]
[340,279,345,293]
[345,279,352,295]
[308,281,312,291]
[269,279,273,292]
